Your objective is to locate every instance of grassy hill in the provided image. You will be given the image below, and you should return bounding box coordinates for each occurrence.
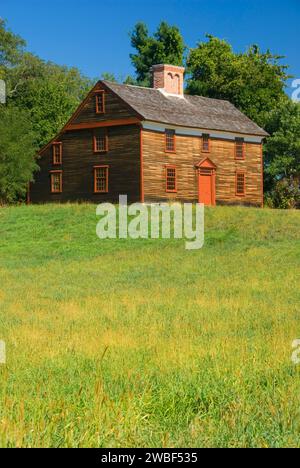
[0,204,300,448]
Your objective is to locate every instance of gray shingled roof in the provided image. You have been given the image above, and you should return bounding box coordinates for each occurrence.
[102,80,268,137]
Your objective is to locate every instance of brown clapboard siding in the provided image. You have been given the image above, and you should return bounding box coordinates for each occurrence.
[71,83,137,125]
[30,125,141,204]
[142,129,263,206]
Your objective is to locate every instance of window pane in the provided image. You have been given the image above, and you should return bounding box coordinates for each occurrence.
[202,134,210,151]
[236,139,244,158]
[96,93,104,113]
[166,130,175,152]
[95,167,108,192]
[95,135,106,152]
[53,144,62,164]
[166,167,176,191]
[51,173,62,193]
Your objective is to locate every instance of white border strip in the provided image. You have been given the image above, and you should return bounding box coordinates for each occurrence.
[142,121,264,143]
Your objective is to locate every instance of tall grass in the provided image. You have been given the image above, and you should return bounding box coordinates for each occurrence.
[0,204,299,447]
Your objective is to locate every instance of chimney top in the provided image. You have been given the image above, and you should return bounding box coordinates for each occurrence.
[151,64,185,96]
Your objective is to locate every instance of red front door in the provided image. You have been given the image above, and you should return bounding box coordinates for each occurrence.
[198,169,215,206]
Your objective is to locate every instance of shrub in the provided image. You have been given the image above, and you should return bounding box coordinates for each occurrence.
[269,177,300,209]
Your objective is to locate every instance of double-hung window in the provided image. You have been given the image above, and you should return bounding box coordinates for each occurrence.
[94,166,109,193]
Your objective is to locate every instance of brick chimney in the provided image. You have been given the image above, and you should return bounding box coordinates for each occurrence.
[151,64,185,96]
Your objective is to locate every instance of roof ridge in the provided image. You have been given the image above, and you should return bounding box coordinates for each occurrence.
[185,93,232,104]
[102,80,157,92]
[101,80,268,137]
[103,80,234,104]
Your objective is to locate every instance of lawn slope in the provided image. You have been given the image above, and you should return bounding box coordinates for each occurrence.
[0,204,300,448]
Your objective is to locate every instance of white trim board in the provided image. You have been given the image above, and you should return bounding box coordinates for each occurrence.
[142,121,264,143]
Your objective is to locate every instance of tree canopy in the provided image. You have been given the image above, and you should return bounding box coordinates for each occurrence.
[130,22,185,86]
[264,100,300,180]
[0,18,25,76]
[0,105,38,204]
[8,53,93,148]
[186,35,290,128]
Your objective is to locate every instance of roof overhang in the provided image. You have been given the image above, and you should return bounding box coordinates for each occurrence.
[141,120,266,143]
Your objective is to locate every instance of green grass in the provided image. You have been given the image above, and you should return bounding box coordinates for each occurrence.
[0,203,300,448]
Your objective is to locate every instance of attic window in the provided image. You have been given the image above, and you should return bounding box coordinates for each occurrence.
[53,143,62,165]
[235,138,245,159]
[202,134,210,152]
[166,166,177,192]
[93,129,108,153]
[95,91,105,114]
[165,129,176,153]
[236,172,246,196]
[50,171,62,193]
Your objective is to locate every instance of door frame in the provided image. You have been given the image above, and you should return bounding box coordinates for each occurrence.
[196,158,217,206]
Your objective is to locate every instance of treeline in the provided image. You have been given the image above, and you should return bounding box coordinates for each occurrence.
[0,19,93,203]
[0,19,299,208]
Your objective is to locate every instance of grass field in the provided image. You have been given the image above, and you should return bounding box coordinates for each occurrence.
[0,204,300,448]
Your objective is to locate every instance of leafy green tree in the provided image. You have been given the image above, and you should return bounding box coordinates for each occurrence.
[0,105,38,204]
[123,75,138,85]
[264,100,300,178]
[265,178,300,209]
[130,21,185,86]
[0,18,25,79]
[9,54,93,147]
[186,35,290,128]
[101,72,138,85]
[101,72,117,82]
[263,100,300,208]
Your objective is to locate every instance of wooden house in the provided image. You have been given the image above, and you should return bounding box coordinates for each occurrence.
[30,64,268,206]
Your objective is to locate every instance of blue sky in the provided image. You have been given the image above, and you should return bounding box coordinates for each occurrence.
[1,0,299,93]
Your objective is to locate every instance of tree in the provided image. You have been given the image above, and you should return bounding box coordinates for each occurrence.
[8,54,93,148]
[0,105,38,204]
[0,18,25,79]
[186,35,290,128]
[264,100,300,179]
[101,72,117,82]
[263,100,300,208]
[123,75,138,85]
[130,21,185,86]
[265,178,300,209]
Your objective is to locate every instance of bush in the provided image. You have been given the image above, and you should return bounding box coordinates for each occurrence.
[0,105,38,204]
[268,178,300,209]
